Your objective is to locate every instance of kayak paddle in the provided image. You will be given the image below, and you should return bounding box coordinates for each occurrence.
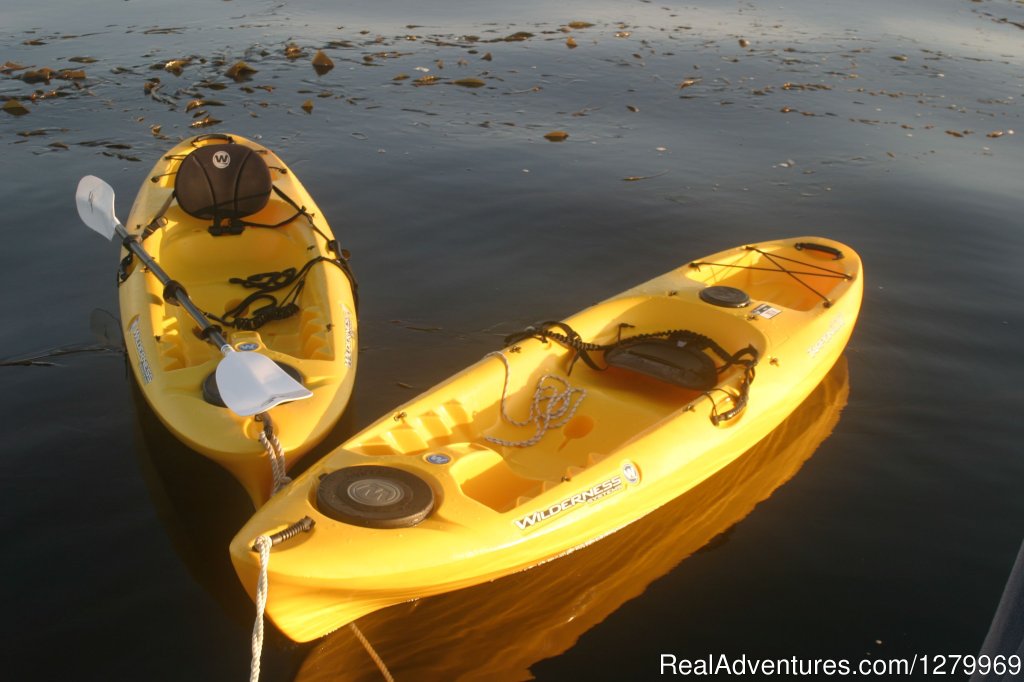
[75,175,312,416]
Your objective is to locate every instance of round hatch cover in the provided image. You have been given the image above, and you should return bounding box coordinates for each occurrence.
[699,285,751,308]
[316,466,434,529]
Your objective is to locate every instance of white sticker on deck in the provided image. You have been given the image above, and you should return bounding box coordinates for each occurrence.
[752,303,782,319]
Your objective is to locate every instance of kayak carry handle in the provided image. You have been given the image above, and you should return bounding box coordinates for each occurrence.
[794,242,843,260]
[191,132,235,146]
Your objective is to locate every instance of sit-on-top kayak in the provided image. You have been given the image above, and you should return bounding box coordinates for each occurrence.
[117,133,358,505]
[291,357,850,680]
[230,237,861,641]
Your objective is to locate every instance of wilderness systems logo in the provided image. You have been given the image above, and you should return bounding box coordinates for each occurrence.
[212,150,231,169]
[129,318,153,385]
[341,304,355,368]
[807,313,846,358]
[514,475,624,531]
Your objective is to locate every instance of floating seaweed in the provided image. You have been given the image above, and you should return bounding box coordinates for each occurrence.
[0,343,122,368]
[782,82,832,91]
[312,50,334,75]
[190,115,222,128]
[21,68,54,84]
[225,60,256,81]
[164,59,190,76]
[101,150,141,162]
[503,32,534,42]
[2,99,30,116]
[28,89,65,102]
[622,170,668,181]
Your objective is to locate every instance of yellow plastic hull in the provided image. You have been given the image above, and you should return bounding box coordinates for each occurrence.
[120,134,358,506]
[231,237,861,641]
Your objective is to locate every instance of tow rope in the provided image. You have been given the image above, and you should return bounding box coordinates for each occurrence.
[247,516,393,682]
[249,535,271,682]
[255,414,290,495]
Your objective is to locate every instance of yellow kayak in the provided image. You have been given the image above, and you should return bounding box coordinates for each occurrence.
[294,357,849,680]
[119,134,358,506]
[230,236,861,641]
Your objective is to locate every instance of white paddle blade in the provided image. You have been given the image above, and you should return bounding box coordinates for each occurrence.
[215,351,313,416]
[76,175,119,240]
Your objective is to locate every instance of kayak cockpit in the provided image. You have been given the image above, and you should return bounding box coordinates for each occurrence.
[347,293,765,507]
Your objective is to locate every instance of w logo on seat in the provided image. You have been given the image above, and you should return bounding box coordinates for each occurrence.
[212,151,231,169]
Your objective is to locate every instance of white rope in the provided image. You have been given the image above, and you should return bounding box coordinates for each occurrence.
[258,427,291,494]
[484,351,586,448]
[349,623,395,682]
[247,420,290,682]
[247,538,393,682]
[249,535,272,682]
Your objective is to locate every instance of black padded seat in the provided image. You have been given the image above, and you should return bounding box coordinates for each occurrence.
[175,144,272,234]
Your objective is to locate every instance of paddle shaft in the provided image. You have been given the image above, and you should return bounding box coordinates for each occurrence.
[114,223,232,353]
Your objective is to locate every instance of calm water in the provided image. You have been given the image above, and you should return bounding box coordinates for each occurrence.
[2,0,1022,679]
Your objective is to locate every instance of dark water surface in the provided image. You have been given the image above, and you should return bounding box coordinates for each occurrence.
[2,0,1022,680]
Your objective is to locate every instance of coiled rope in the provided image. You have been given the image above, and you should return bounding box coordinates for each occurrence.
[484,351,587,448]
